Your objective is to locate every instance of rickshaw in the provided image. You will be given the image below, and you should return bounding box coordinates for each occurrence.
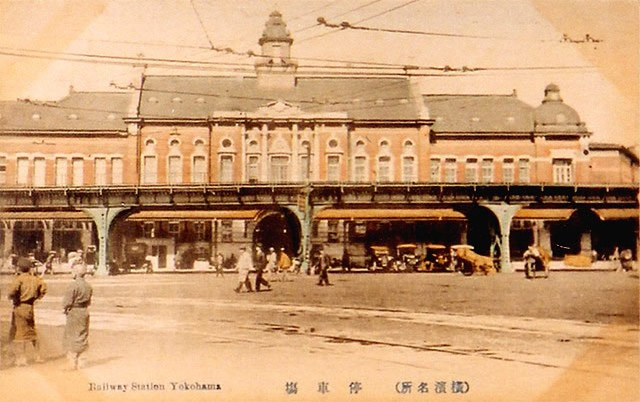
[395,244,418,272]
[523,246,550,279]
[422,244,451,272]
[369,246,393,271]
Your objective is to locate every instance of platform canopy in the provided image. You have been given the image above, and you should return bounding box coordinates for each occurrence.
[0,211,91,220]
[513,208,575,220]
[314,208,465,220]
[126,210,261,220]
[593,208,639,220]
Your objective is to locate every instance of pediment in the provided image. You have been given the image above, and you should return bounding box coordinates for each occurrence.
[256,100,302,116]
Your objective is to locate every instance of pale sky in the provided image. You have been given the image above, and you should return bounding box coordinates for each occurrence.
[0,0,637,147]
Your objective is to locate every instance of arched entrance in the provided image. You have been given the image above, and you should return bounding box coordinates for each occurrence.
[464,205,501,257]
[253,208,302,255]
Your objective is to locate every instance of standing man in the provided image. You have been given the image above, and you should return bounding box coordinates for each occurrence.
[254,246,271,291]
[265,247,277,282]
[316,247,332,286]
[277,248,292,282]
[63,263,93,370]
[215,253,225,277]
[7,257,47,366]
[234,246,254,293]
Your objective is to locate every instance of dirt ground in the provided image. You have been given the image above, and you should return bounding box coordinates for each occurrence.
[0,271,638,402]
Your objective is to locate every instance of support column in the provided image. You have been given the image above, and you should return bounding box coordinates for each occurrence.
[43,220,53,252]
[484,203,521,273]
[80,222,93,250]
[539,221,552,256]
[292,189,313,274]
[83,207,129,275]
[3,222,14,258]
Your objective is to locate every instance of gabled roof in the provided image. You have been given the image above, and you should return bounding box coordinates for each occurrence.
[590,142,639,164]
[423,94,534,133]
[139,75,423,121]
[0,92,135,133]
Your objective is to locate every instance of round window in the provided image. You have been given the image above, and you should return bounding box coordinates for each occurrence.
[222,139,232,148]
[328,139,338,148]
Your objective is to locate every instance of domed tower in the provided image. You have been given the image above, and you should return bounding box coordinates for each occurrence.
[255,11,298,88]
[533,84,588,135]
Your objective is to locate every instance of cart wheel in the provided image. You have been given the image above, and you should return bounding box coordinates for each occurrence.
[462,262,473,276]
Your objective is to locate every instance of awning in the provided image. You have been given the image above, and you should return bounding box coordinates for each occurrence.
[0,211,91,220]
[594,208,639,220]
[514,208,575,220]
[314,208,465,220]
[126,210,260,221]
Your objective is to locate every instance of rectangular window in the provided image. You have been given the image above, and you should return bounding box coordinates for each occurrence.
[518,159,530,183]
[503,158,514,183]
[143,222,155,238]
[354,156,366,182]
[327,220,339,242]
[444,158,457,183]
[33,157,46,187]
[219,155,233,183]
[192,156,207,183]
[111,157,123,185]
[72,158,84,186]
[94,158,107,185]
[0,156,6,184]
[430,158,440,182]
[220,220,233,242]
[465,158,478,183]
[143,155,157,184]
[270,156,289,182]
[481,158,493,183]
[327,155,340,181]
[55,157,67,186]
[194,221,206,241]
[168,155,182,184]
[402,156,416,182]
[247,155,260,183]
[553,158,573,183]
[377,156,391,182]
[168,222,180,237]
[298,154,310,182]
[17,157,29,186]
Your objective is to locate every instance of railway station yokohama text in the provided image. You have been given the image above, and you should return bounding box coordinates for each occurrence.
[88,381,222,392]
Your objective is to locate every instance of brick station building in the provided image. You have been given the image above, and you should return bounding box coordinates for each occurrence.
[0,11,637,272]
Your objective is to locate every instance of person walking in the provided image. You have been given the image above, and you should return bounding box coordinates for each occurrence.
[277,248,292,282]
[265,247,277,282]
[254,246,271,291]
[316,247,332,286]
[62,263,93,370]
[234,246,254,293]
[7,257,47,366]
[215,253,224,277]
[317,247,331,286]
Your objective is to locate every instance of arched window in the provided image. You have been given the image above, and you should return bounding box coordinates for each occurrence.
[142,138,157,184]
[192,138,207,183]
[167,137,182,184]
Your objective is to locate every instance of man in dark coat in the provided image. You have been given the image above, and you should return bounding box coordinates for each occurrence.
[63,263,93,370]
[7,257,47,366]
[254,246,271,291]
[316,247,332,286]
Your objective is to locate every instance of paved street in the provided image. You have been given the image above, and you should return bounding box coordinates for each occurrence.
[0,271,638,402]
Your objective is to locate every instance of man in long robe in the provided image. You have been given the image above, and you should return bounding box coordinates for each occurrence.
[233,246,254,293]
[62,263,93,370]
[7,257,47,366]
[254,246,270,291]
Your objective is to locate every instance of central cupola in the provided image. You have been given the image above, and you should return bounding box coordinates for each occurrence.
[255,11,298,88]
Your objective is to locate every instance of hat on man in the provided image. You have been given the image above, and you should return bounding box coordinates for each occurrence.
[17,257,32,272]
[269,247,275,251]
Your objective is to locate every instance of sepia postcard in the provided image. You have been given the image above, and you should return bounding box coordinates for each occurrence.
[0,1,638,401]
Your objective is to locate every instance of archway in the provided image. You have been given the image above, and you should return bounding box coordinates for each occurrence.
[464,205,501,257]
[253,208,302,255]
